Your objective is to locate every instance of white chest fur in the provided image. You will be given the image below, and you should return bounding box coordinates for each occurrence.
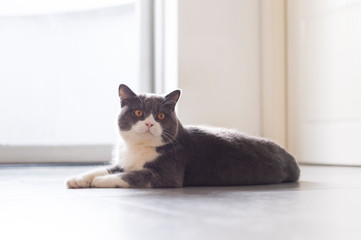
[115,142,159,172]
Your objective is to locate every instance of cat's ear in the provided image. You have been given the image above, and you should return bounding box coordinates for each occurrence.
[164,89,181,110]
[118,84,136,101]
[165,89,181,103]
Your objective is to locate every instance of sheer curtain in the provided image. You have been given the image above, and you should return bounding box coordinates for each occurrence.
[0,0,152,163]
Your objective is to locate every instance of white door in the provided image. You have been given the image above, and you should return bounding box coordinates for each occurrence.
[288,0,361,165]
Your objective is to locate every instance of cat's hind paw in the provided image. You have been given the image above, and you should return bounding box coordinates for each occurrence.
[66,176,91,189]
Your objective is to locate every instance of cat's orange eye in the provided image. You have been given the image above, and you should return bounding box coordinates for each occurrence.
[158,113,165,120]
[134,110,143,117]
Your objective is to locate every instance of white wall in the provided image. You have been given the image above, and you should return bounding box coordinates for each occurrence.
[177,0,261,135]
[260,0,287,147]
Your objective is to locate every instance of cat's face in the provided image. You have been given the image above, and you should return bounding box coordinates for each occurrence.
[117,84,181,147]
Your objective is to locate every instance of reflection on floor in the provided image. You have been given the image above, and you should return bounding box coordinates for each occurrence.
[0,165,360,240]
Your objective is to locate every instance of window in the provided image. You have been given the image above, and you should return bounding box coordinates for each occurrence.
[0,0,154,163]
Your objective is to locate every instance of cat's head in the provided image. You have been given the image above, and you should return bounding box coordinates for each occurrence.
[117,84,181,147]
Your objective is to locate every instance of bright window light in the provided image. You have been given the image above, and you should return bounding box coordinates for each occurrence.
[0,0,143,146]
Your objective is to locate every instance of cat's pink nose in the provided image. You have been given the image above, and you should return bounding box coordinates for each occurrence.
[145,122,154,128]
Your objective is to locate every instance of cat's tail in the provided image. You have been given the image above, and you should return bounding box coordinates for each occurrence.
[283,152,300,183]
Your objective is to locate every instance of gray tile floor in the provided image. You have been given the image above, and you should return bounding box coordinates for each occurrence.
[1,165,361,240]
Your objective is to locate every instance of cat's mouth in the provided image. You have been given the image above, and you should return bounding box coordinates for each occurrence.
[138,129,158,137]
[132,125,162,138]
[144,130,154,135]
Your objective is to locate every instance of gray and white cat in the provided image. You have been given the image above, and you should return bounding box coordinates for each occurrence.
[66,84,300,188]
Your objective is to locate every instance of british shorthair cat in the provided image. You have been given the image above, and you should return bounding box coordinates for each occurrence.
[66,84,299,188]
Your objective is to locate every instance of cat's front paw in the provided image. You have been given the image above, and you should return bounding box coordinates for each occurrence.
[66,176,91,189]
[91,175,129,188]
[91,176,111,188]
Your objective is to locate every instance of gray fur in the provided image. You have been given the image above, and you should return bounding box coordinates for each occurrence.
[107,165,123,174]
[116,84,300,188]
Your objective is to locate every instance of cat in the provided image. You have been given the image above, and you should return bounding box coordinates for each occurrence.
[66,84,300,188]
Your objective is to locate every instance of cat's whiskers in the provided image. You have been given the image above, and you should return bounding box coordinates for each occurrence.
[151,126,163,137]
[162,129,176,142]
[161,130,177,153]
